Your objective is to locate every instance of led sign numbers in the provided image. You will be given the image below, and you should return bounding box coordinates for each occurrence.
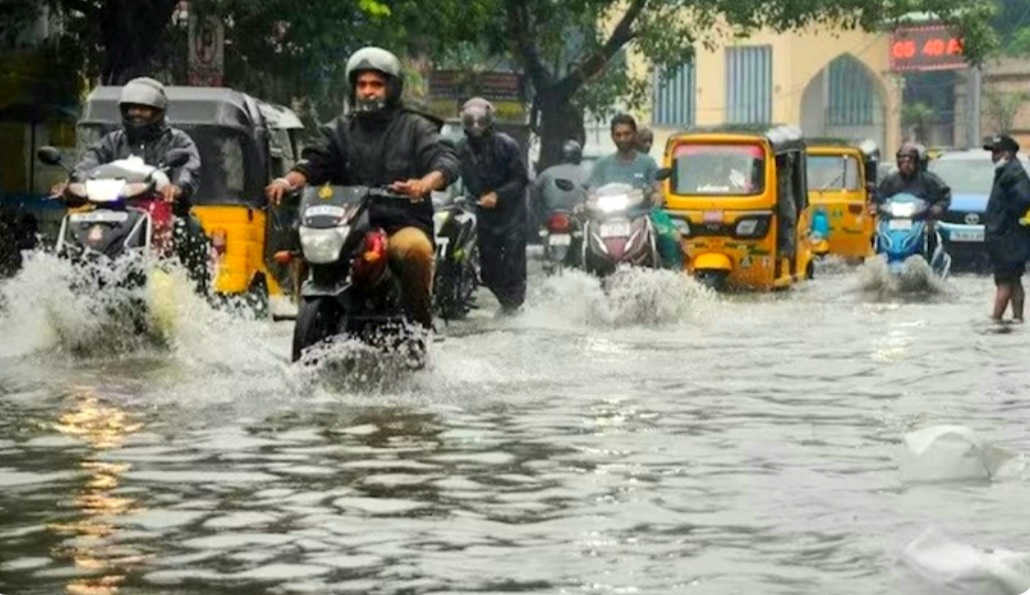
[889,25,966,71]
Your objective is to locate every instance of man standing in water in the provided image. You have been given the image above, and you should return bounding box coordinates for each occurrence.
[983,134,1030,323]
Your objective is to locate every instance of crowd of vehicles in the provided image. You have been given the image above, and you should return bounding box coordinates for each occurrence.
[3,79,1016,361]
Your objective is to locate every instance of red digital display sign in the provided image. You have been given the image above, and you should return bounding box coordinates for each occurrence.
[889,24,966,71]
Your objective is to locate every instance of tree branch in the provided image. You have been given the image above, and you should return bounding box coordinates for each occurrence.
[505,0,553,88]
[555,0,647,99]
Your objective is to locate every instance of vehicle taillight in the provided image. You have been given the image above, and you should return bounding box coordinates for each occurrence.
[548,212,571,232]
[210,228,227,262]
[352,229,389,286]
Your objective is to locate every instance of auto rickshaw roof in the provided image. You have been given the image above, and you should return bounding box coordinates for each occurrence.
[805,137,881,159]
[671,123,806,154]
[256,100,304,130]
[79,86,264,132]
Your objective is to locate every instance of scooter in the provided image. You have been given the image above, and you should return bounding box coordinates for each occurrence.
[875,192,951,278]
[281,184,426,365]
[432,194,479,321]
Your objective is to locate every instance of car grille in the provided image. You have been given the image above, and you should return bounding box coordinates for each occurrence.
[943,210,982,225]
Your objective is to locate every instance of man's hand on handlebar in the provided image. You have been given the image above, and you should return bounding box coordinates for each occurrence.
[161,184,183,203]
[389,178,433,201]
[265,172,307,206]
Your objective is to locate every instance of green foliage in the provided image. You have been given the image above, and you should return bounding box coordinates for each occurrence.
[985,89,1030,133]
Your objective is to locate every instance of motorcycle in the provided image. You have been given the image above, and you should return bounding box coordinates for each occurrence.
[875,192,951,278]
[555,171,671,277]
[539,207,582,274]
[282,184,427,365]
[36,146,193,332]
[432,194,479,321]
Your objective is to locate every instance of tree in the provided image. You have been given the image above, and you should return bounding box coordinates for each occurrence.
[985,89,1030,134]
[430,0,999,169]
[901,102,937,142]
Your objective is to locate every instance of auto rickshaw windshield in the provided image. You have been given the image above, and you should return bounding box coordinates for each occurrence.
[673,143,765,196]
[807,155,861,191]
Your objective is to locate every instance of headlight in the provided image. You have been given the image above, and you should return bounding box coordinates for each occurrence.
[890,203,915,218]
[299,225,349,264]
[122,182,150,198]
[673,218,691,236]
[597,194,630,212]
[735,219,759,236]
[85,179,126,203]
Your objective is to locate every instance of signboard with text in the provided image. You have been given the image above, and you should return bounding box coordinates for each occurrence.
[889,24,966,72]
[426,70,527,122]
[188,14,224,86]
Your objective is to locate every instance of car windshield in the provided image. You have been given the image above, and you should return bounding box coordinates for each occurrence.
[807,155,861,191]
[928,157,1029,195]
[672,143,765,195]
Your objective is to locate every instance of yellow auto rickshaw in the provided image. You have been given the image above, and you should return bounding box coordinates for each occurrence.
[662,124,814,291]
[805,138,880,261]
[76,86,303,312]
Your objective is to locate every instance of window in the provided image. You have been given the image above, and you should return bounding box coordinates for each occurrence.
[653,62,696,126]
[827,55,874,126]
[725,45,772,123]
[806,155,861,191]
[672,143,765,196]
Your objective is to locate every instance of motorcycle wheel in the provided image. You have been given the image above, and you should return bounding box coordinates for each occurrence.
[292,297,341,362]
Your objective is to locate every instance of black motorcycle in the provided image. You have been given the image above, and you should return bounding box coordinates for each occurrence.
[432,194,479,321]
[288,185,426,365]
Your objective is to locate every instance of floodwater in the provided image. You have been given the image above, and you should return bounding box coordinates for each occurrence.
[2,253,1029,594]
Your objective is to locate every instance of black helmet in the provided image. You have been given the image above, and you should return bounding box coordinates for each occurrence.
[118,77,168,140]
[560,140,583,164]
[460,97,495,139]
[345,47,404,114]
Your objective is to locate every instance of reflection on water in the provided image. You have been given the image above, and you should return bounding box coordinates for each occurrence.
[3,258,1030,593]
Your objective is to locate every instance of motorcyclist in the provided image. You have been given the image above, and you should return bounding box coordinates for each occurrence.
[875,142,951,256]
[456,97,529,314]
[530,139,590,222]
[636,127,654,156]
[265,46,460,333]
[54,77,208,291]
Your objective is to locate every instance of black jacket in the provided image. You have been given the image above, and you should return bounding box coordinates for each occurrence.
[293,108,460,237]
[985,158,1030,265]
[457,132,528,232]
[73,125,201,203]
[876,170,951,211]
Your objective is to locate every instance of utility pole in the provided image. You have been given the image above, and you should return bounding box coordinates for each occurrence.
[966,66,983,147]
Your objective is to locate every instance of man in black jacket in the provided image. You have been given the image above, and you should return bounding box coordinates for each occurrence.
[456,97,529,314]
[266,47,460,331]
[983,134,1030,322]
[876,142,951,213]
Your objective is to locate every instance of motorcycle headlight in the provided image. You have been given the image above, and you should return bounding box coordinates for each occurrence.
[85,179,126,203]
[122,182,150,198]
[597,194,630,212]
[299,225,349,264]
[890,203,915,218]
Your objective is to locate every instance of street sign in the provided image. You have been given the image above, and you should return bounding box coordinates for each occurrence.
[188,14,224,86]
[889,24,966,72]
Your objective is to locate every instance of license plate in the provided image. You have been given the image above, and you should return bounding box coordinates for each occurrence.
[703,210,724,223]
[950,228,984,242]
[549,234,571,246]
[599,221,631,238]
[888,219,912,230]
[69,210,129,223]
[305,205,346,218]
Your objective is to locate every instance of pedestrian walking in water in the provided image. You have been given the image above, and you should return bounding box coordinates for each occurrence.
[982,134,1030,322]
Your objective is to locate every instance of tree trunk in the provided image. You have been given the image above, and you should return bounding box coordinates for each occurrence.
[534,85,586,172]
[99,0,178,84]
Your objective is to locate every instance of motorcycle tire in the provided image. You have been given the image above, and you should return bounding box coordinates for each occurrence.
[292,297,341,362]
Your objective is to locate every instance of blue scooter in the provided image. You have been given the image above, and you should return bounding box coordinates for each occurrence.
[874,192,951,278]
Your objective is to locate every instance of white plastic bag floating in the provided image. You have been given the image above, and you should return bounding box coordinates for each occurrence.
[900,425,1024,483]
[899,527,1030,595]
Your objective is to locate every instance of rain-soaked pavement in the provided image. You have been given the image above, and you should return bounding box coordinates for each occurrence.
[2,252,1030,595]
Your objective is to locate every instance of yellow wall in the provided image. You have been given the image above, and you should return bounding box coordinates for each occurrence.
[626,25,901,157]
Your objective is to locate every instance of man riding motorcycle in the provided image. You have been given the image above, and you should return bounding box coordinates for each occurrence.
[456,97,529,314]
[875,142,951,255]
[54,77,208,290]
[265,46,460,332]
[531,140,590,217]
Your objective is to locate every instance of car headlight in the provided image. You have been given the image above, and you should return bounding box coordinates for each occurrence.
[299,225,349,264]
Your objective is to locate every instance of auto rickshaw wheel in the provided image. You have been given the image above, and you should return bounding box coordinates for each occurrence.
[245,273,270,318]
[805,260,815,280]
[696,270,728,291]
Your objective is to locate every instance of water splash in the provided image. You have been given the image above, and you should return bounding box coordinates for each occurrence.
[520,266,715,329]
[854,256,950,300]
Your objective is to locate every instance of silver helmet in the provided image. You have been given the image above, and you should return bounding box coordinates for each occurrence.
[119,77,168,139]
[460,97,495,138]
[345,47,403,113]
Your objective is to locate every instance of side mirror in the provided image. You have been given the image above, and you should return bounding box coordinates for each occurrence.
[554,178,575,192]
[655,167,673,181]
[37,146,63,166]
[163,149,192,169]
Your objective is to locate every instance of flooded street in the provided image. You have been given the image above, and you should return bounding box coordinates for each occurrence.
[3,255,1030,594]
